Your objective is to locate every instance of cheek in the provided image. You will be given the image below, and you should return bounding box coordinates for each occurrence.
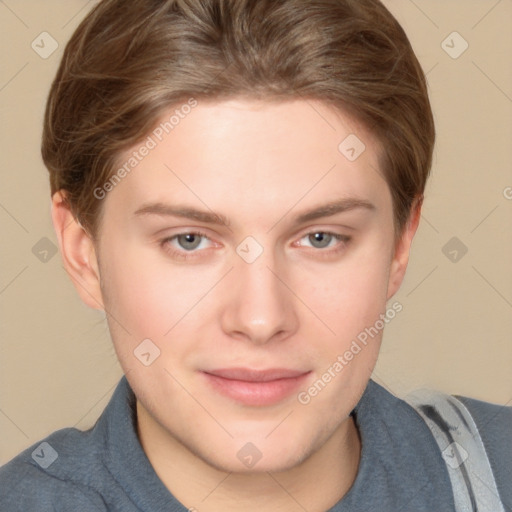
[300,246,391,338]
[97,240,180,345]
[98,240,227,369]
[293,255,390,410]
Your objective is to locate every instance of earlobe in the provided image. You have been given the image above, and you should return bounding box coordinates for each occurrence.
[51,191,104,310]
[386,197,423,300]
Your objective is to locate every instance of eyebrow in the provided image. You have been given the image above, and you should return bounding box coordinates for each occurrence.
[133,198,376,227]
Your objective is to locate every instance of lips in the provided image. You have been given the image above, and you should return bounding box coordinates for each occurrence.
[202,367,311,406]
[206,367,308,382]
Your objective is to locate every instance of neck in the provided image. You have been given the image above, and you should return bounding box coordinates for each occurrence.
[136,401,361,512]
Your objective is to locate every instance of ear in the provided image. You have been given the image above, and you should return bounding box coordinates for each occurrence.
[386,197,422,300]
[51,190,104,310]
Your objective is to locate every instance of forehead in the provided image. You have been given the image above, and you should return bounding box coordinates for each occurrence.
[104,99,389,227]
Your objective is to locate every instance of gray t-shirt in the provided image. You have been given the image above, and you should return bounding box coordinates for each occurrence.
[0,376,510,511]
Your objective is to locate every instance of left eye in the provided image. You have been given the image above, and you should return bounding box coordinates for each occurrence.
[299,232,348,249]
[170,232,211,251]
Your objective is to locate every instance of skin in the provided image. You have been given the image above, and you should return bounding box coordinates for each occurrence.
[52,99,421,512]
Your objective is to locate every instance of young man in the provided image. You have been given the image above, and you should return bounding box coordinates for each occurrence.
[0,0,510,510]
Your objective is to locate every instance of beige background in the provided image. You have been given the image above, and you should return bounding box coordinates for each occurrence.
[1,0,511,465]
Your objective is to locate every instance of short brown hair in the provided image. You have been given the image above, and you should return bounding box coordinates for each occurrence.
[42,0,435,238]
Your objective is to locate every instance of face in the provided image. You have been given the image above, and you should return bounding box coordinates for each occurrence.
[87,99,411,473]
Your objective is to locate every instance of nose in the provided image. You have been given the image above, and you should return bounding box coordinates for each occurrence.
[219,248,298,345]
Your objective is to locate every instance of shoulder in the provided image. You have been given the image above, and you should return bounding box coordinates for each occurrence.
[456,393,512,436]
[402,386,511,508]
[455,394,512,505]
[0,426,108,511]
[348,380,457,509]
[0,377,146,511]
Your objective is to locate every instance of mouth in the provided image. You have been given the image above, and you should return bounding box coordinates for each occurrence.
[201,367,312,406]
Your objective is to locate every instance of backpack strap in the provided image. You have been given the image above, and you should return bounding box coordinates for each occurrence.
[404,389,506,512]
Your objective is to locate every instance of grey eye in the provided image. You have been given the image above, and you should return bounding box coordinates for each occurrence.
[308,232,333,249]
[177,233,203,250]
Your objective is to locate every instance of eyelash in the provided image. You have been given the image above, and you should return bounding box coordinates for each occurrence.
[160,230,351,261]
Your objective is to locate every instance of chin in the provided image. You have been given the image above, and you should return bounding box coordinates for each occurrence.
[208,451,308,475]
[193,434,315,475]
